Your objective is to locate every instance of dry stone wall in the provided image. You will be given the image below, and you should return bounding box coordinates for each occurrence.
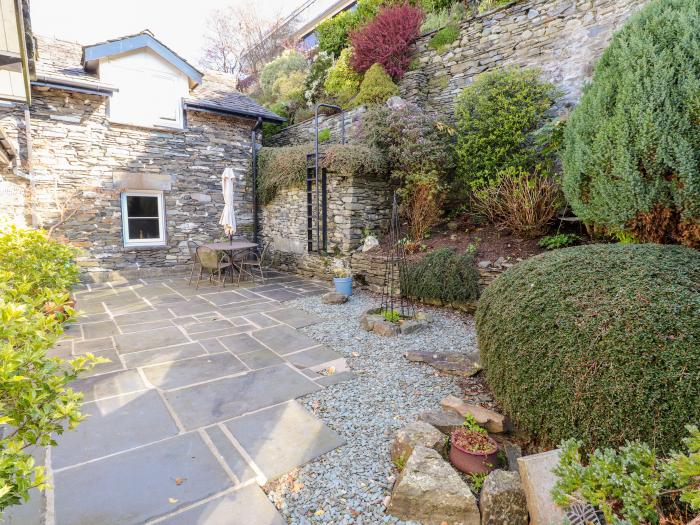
[264,107,364,147]
[0,87,256,280]
[267,0,648,147]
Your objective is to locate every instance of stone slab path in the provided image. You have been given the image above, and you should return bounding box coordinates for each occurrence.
[6,272,347,525]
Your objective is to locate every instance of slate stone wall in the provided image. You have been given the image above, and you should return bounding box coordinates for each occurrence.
[266,0,647,147]
[0,86,257,280]
[0,174,29,228]
[264,107,364,147]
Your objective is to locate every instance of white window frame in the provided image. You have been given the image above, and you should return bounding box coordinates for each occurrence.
[120,190,166,247]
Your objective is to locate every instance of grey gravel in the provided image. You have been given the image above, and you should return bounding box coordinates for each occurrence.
[264,291,478,524]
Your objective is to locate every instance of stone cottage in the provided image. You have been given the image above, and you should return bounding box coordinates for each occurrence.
[0,30,283,281]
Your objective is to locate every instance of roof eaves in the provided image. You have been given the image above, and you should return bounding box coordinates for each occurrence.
[183,100,286,124]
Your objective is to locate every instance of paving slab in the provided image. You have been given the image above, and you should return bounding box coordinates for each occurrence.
[115,326,190,354]
[82,320,120,340]
[142,353,247,390]
[286,345,344,369]
[316,371,356,387]
[198,289,249,306]
[53,432,232,525]
[204,426,257,484]
[112,308,174,326]
[252,325,319,355]
[226,401,344,480]
[182,319,233,335]
[71,369,146,402]
[158,485,286,525]
[217,301,280,318]
[241,312,279,329]
[198,338,228,354]
[255,289,302,302]
[164,364,320,430]
[187,325,255,341]
[80,348,124,377]
[237,348,286,370]
[218,333,270,355]
[168,298,219,317]
[265,307,321,328]
[52,390,178,470]
[119,319,175,334]
[74,336,114,354]
[121,342,206,368]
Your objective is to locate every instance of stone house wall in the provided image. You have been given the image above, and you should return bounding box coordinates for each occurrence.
[0,174,28,228]
[267,0,647,147]
[0,86,257,281]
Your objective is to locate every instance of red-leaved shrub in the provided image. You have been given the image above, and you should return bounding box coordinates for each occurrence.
[349,4,424,80]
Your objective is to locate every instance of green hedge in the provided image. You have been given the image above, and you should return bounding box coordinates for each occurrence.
[257,143,386,204]
[403,248,480,306]
[476,243,700,452]
[562,0,700,247]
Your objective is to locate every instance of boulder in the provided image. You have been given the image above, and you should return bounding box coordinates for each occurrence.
[406,351,482,377]
[503,441,522,473]
[440,395,508,433]
[372,319,400,337]
[361,235,379,252]
[399,319,427,335]
[322,292,348,305]
[388,446,480,525]
[479,470,528,525]
[417,410,465,435]
[517,450,565,525]
[391,421,444,467]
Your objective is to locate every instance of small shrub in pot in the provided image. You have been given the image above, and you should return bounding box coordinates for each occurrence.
[449,416,498,475]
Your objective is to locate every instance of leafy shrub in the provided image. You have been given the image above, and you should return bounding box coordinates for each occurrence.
[403,247,480,306]
[260,50,308,100]
[323,48,362,105]
[553,427,700,524]
[428,24,459,51]
[562,0,700,248]
[355,63,399,106]
[421,0,461,13]
[317,0,386,57]
[420,3,466,33]
[454,67,560,189]
[382,308,401,322]
[257,143,386,204]
[401,177,444,240]
[350,4,424,79]
[478,0,514,13]
[259,50,309,124]
[317,128,331,142]
[538,233,581,250]
[304,51,334,105]
[0,228,101,513]
[476,243,700,452]
[471,168,561,238]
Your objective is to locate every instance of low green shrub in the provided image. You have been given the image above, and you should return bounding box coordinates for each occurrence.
[476,243,700,452]
[553,427,700,524]
[428,24,459,51]
[403,248,480,306]
[317,128,331,142]
[304,51,334,105]
[323,48,362,106]
[257,143,386,204]
[0,227,101,514]
[355,63,399,106]
[316,0,386,57]
[538,233,581,250]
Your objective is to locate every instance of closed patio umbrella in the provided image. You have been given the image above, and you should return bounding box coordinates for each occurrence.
[219,167,237,240]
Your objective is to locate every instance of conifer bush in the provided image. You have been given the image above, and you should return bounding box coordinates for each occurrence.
[355,64,400,106]
[476,243,700,453]
[403,248,480,306]
[562,0,700,248]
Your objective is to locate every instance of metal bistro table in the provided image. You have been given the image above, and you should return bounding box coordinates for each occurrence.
[204,240,258,284]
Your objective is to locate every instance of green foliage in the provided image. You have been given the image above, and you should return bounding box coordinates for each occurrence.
[0,228,102,513]
[304,51,334,105]
[382,309,401,323]
[259,51,309,124]
[478,0,514,13]
[462,414,486,434]
[420,0,461,13]
[467,472,487,493]
[403,248,480,305]
[316,0,386,57]
[538,233,581,250]
[317,128,331,142]
[260,50,308,100]
[355,63,399,106]
[476,243,700,452]
[553,426,700,524]
[562,0,700,248]
[454,67,560,189]
[257,143,386,204]
[324,48,362,106]
[428,24,459,51]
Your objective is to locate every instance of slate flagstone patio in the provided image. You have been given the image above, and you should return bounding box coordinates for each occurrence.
[5,272,347,525]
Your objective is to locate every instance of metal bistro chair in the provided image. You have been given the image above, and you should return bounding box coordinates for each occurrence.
[195,245,233,289]
[187,240,202,285]
[237,243,270,286]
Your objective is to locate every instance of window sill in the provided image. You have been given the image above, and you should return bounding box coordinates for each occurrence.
[109,120,184,133]
[122,244,168,251]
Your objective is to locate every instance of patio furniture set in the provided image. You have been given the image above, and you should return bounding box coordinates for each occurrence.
[187,238,270,288]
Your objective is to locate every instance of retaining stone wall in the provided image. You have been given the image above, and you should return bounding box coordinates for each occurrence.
[0,87,256,281]
[264,107,364,147]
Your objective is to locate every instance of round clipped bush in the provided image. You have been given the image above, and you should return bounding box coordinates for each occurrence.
[476,243,700,452]
[355,63,399,106]
[562,0,700,248]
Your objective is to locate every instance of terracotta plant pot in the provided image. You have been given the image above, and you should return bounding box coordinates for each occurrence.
[449,429,498,475]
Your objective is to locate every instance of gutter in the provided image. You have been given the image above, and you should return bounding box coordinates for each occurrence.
[183,100,285,124]
[32,75,117,97]
[251,117,263,244]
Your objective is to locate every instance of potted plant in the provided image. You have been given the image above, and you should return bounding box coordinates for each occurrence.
[331,259,353,296]
[449,415,498,475]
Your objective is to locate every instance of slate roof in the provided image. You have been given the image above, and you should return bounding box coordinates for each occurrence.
[33,35,283,122]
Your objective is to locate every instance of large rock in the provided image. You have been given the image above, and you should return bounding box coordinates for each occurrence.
[322,292,348,305]
[517,450,565,525]
[387,446,480,525]
[479,470,528,525]
[406,351,482,377]
[391,421,444,467]
[418,410,465,435]
[440,395,508,433]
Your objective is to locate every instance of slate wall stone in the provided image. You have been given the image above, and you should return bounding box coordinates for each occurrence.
[0,86,257,281]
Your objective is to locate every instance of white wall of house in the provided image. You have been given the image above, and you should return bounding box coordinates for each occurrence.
[0,0,27,101]
[99,48,189,129]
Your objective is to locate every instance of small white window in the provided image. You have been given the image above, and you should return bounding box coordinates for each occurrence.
[120,191,166,247]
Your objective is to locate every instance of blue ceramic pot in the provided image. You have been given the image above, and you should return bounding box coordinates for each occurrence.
[333,276,353,296]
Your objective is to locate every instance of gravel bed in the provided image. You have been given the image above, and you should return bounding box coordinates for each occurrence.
[264,291,479,525]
